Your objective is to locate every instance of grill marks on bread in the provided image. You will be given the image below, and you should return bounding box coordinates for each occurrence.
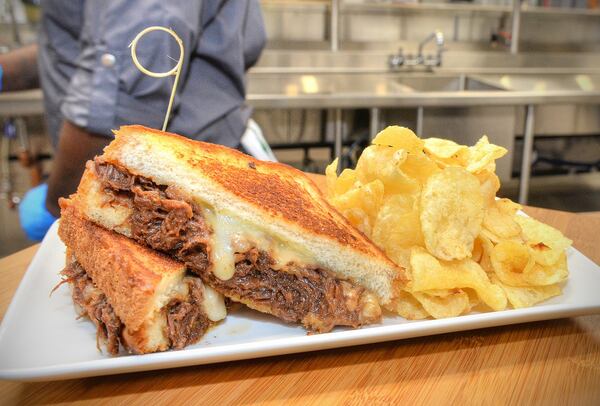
[197,158,361,247]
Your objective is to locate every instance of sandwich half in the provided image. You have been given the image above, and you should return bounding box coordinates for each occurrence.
[57,200,226,354]
[69,125,406,332]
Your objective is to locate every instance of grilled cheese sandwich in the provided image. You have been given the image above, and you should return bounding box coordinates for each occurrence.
[68,125,407,332]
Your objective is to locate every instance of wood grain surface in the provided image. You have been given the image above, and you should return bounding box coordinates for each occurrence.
[1,176,599,405]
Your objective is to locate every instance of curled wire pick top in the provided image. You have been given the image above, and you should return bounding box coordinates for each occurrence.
[129,26,184,132]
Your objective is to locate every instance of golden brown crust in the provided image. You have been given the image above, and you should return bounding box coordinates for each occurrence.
[102,125,397,265]
[58,199,186,331]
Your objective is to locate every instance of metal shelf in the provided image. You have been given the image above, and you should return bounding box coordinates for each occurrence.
[261,0,600,17]
[521,5,600,16]
[344,2,510,14]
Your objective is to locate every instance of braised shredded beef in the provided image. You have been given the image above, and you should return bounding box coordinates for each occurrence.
[167,278,210,349]
[95,161,211,271]
[59,261,208,353]
[95,161,369,332]
[60,261,122,355]
[215,248,364,332]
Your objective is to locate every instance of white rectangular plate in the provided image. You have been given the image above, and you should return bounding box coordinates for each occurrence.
[1,221,599,381]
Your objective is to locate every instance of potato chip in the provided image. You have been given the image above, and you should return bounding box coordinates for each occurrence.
[423,137,468,160]
[410,247,507,311]
[372,126,424,154]
[412,289,470,318]
[354,145,396,182]
[491,241,568,286]
[330,180,382,211]
[422,149,467,171]
[332,180,384,227]
[489,240,534,276]
[426,156,461,171]
[483,204,522,239]
[336,169,358,194]
[362,180,385,214]
[477,234,495,274]
[479,228,500,244]
[387,290,429,320]
[401,152,441,185]
[464,288,481,310]
[476,170,500,207]
[372,195,423,268]
[527,253,569,285]
[471,236,484,262]
[496,198,522,216]
[491,276,562,308]
[340,207,371,236]
[420,167,484,260]
[515,216,572,266]
[326,159,359,198]
[387,247,412,271]
[480,227,523,245]
[355,145,419,195]
[325,157,338,197]
[465,136,507,173]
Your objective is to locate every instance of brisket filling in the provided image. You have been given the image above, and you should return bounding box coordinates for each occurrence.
[167,278,211,349]
[60,261,122,355]
[95,161,368,332]
[221,248,364,332]
[97,161,211,272]
[59,261,207,354]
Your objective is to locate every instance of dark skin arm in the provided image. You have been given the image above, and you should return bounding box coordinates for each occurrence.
[0,44,40,91]
[45,120,111,217]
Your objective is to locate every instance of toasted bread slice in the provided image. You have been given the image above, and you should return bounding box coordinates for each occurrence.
[58,200,226,354]
[92,125,405,301]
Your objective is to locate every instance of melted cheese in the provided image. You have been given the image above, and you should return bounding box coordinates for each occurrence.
[201,207,316,280]
[202,285,227,322]
[208,213,238,280]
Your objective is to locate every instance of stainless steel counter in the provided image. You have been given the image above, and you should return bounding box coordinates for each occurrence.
[4,73,600,112]
[0,89,43,116]
[253,50,600,74]
[247,72,600,107]
[248,88,600,109]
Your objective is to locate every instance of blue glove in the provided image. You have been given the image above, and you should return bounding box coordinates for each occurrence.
[18,183,57,241]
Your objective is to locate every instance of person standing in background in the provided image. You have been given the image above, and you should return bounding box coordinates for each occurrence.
[0,0,266,240]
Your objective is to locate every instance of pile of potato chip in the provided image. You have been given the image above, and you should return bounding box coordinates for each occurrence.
[326,126,572,319]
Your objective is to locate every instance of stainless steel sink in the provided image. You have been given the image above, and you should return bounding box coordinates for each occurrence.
[470,74,600,92]
[247,72,600,102]
[247,73,415,96]
[394,74,506,92]
[248,73,508,96]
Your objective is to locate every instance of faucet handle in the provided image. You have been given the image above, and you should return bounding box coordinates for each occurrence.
[388,48,405,69]
[423,54,440,67]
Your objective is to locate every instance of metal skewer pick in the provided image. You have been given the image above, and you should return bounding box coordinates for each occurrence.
[129,26,184,132]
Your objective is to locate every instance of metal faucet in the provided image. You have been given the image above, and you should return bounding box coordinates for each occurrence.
[418,30,445,66]
[388,30,445,69]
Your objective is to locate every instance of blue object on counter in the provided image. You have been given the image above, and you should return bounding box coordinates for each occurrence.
[18,183,57,241]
